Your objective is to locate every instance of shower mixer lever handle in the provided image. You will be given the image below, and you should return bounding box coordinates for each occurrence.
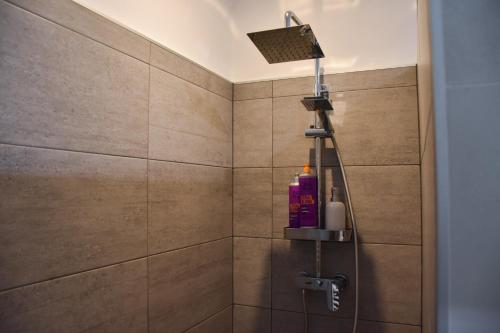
[295,273,349,312]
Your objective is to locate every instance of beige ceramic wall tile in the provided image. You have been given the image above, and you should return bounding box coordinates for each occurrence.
[345,165,421,245]
[330,66,417,92]
[233,168,272,238]
[148,239,232,333]
[330,86,419,165]
[185,306,233,333]
[271,240,421,325]
[234,98,273,167]
[0,145,147,290]
[233,305,271,333]
[234,81,273,100]
[6,0,150,62]
[273,96,337,167]
[0,2,149,157]
[421,112,437,333]
[0,259,148,333]
[357,244,421,325]
[150,43,232,100]
[273,66,416,97]
[234,237,271,307]
[149,67,232,167]
[233,99,272,168]
[148,160,232,254]
[272,310,421,333]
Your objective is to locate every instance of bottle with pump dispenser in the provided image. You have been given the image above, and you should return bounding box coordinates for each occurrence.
[299,164,318,228]
[288,173,301,228]
[325,186,346,231]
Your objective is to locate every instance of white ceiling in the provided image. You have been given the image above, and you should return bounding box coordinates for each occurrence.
[75,0,417,83]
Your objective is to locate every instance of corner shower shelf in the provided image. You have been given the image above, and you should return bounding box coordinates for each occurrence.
[284,227,352,242]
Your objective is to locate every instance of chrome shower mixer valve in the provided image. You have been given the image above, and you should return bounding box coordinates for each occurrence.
[295,273,349,312]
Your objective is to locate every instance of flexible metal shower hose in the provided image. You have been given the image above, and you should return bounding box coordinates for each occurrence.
[331,132,359,333]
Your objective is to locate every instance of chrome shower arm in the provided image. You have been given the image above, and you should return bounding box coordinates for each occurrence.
[284,10,303,27]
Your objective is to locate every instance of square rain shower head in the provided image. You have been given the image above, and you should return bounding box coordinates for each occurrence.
[301,96,333,111]
[247,25,324,64]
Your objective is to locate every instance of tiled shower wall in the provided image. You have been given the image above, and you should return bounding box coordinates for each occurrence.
[0,1,233,332]
[233,67,423,332]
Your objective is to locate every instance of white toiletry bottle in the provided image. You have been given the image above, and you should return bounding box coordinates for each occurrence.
[325,187,346,231]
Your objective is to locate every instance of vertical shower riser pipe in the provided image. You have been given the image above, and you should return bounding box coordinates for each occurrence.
[314,57,322,278]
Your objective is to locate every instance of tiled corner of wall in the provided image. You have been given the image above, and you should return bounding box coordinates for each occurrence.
[0,1,233,332]
[233,66,422,333]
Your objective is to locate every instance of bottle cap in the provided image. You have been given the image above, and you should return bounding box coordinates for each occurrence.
[303,164,311,173]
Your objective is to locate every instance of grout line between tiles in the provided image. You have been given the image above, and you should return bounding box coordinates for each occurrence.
[231,82,235,316]
[148,236,233,258]
[182,304,233,332]
[235,163,421,169]
[269,307,422,327]
[271,83,417,99]
[0,237,232,295]
[0,256,148,295]
[3,0,150,65]
[0,142,232,169]
[149,63,232,102]
[270,79,274,332]
[235,235,422,247]
[234,303,272,310]
[416,62,425,328]
[234,96,274,102]
[146,42,151,333]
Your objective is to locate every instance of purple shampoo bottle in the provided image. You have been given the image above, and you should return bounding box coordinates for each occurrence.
[299,164,318,227]
[288,173,301,228]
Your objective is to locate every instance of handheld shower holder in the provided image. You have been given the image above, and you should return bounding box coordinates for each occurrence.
[295,272,349,312]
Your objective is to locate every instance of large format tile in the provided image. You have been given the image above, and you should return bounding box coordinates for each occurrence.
[6,0,150,62]
[273,96,336,167]
[0,259,148,333]
[149,67,232,167]
[148,160,232,254]
[330,86,419,165]
[0,2,149,157]
[233,305,271,333]
[273,66,416,97]
[149,239,232,333]
[234,81,272,100]
[185,306,232,333]
[272,310,421,333]
[271,240,421,325]
[345,165,421,245]
[234,98,272,167]
[357,244,421,325]
[0,145,147,290]
[150,43,232,100]
[234,237,271,307]
[233,168,272,238]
